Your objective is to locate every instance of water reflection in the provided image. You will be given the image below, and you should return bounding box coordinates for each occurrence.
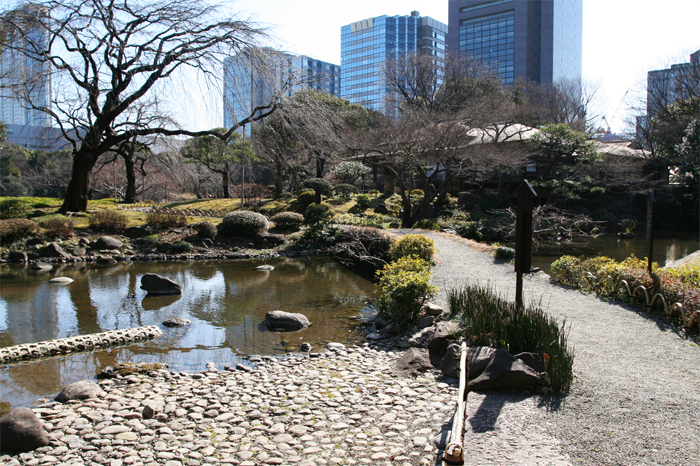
[0,256,375,414]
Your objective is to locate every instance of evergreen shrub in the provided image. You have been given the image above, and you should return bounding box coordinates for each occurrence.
[376,256,437,329]
[271,211,304,230]
[304,203,332,225]
[192,221,217,239]
[40,216,74,239]
[219,211,269,237]
[0,199,32,219]
[389,234,435,262]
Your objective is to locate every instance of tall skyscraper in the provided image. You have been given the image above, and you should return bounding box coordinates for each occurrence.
[646,50,700,119]
[223,50,341,134]
[448,0,582,85]
[0,4,52,126]
[340,11,448,115]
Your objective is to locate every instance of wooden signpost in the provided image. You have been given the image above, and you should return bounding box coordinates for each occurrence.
[444,342,469,464]
[515,180,537,308]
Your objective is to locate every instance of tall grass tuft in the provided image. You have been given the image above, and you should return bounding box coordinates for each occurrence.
[448,284,574,393]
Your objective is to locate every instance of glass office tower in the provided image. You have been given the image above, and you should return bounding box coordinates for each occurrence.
[0,4,52,127]
[223,51,340,135]
[448,0,582,84]
[340,11,447,115]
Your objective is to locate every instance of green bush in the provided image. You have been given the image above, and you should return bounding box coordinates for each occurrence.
[170,240,194,253]
[389,234,435,262]
[89,210,129,231]
[495,246,515,261]
[414,219,440,230]
[271,211,304,230]
[335,184,359,199]
[294,221,340,249]
[192,221,217,239]
[40,216,74,239]
[304,203,332,225]
[0,199,33,219]
[455,221,483,241]
[550,255,700,330]
[376,256,437,329]
[146,212,188,230]
[355,194,372,209]
[410,189,425,198]
[300,178,334,196]
[0,218,40,242]
[295,191,317,208]
[448,285,574,393]
[219,210,269,237]
[335,213,390,229]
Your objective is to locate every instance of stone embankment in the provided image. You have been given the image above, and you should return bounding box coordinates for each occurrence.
[1,344,457,466]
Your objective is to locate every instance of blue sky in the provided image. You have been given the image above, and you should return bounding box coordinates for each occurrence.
[221,0,700,134]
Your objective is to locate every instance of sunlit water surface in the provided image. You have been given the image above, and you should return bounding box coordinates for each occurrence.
[0,256,375,414]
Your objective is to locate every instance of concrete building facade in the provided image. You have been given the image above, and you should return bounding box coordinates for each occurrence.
[448,0,582,84]
[223,50,340,135]
[0,4,52,127]
[340,11,447,115]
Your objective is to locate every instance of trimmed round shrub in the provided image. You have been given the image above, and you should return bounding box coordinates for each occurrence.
[271,211,304,230]
[40,216,74,239]
[389,234,436,262]
[295,191,317,208]
[304,203,332,225]
[410,189,425,198]
[456,221,483,241]
[335,184,359,199]
[0,218,40,242]
[0,199,33,219]
[414,219,440,230]
[170,240,194,253]
[192,221,217,239]
[219,210,269,237]
[300,178,334,196]
[355,194,372,209]
[89,210,129,231]
[495,246,515,261]
[376,256,437,329]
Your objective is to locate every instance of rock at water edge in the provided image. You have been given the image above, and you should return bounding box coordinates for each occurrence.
[55,380,106,403]
[141,273,182,295]
[0,407,50,453]
[265,310,310,330]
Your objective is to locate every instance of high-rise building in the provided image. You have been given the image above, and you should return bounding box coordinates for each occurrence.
[0,4,52,127]
[340,11,447,115]
[223,50,341,135]
[448,0,582,85]
[646,50,700,119]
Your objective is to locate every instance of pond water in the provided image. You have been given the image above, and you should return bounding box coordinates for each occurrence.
[530,231,700,275]
[0,256,376,414]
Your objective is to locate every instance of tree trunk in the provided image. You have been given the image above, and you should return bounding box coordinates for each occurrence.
[123,156,137,203]
[60,151,97,214]
[274,156,284,198]
[222,171,230,199]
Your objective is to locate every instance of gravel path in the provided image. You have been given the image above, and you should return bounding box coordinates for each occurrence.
[402,230,700,466]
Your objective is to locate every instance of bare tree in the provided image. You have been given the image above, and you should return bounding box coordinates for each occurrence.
[0,0,291,213]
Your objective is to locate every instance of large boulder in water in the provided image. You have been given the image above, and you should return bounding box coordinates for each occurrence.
[0,407,50,453]
[141,273,182,295]
[265,310,309,331]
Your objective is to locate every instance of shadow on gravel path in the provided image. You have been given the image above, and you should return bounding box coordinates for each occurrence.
[395,229,700,466]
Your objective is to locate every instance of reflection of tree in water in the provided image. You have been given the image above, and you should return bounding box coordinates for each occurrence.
[185,263,219,281]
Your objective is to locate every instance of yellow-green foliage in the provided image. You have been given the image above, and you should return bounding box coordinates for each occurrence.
[389,234,436,262]
[376,256,437,329]
[88,210,129,231]
[0,199,33,219]
[551,254,700,329]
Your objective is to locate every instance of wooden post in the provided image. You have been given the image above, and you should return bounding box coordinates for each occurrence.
[445,343,469,464]
[515,180,537,308]
[646,191,655,274]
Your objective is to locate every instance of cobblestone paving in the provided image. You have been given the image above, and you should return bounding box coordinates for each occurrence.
[1,345,459,466]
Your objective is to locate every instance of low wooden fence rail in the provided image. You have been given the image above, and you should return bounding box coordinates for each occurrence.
[579,272,700,329]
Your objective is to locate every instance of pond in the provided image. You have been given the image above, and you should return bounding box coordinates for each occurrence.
[530,231,700,275]
[0,256,376,415]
